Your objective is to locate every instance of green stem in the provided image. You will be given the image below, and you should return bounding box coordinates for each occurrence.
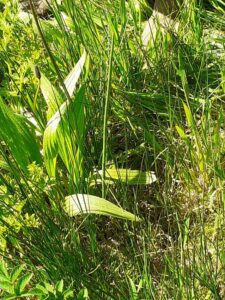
[28,0,71,102]
[102,35,114,198]
[33,79,40,112]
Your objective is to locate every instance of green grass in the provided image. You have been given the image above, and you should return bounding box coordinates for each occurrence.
[1,0,225,299]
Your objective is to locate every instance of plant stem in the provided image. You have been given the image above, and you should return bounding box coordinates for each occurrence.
[28,0,71,102]
[102,35,114,199]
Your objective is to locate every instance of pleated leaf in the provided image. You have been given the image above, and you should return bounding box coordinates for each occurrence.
[15,273,33,295]
[10,265,25,284]
[64,51,86,97]
[0,97,41,171]
[40,51,86,120]
[0,260,9,279]
[0,280,13,294]
[89,169,157,186]
[42,52,86,183]
[43,101,68,176]
[40,73,63,120]
[43,87,85,186]
[64,194,142,221]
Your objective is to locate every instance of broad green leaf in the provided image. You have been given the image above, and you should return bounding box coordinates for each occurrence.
[43,282,54,293]
[76,288,88,300]
[128,277,138,300]
[64,289,74,299]
[20,287,46,297]
[56,279,64,293]
[43,87,85,188]
[3,296,18,300]
[10,265,25,283]
[40,73,63,120]
[175,125,187,140]
[57,88,85,187]
[0,273,8,282]
[0,280,13,294]
[43,52,86,187]
[64,51,86,97]
[40,51,86,121]
[15,273,33,295]
[0,260,9,279]
[89,169,156,186]
[0,97,41,171]
[183,102,194,129]
[43,100,67,176]
[35,283,48,293]
[64,194,142,221]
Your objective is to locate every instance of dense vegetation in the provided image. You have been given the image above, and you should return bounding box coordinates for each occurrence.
[1,0,225,298]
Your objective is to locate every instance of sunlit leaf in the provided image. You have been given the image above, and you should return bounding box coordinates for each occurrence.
[40,51,86,121]
[0,260,9,279]
[64,194,142,221]
[56,279,64,293]
[0,97,41,171]
[183,102,195,129]
[64,51,86,97]
[42,51,86,184]
[40,73,63,120]
[15,273,33,294]
[21,287,46,297]
[128,276,138,300]
[64,289,74,298]
[43,100,67,176]
[76,288,88,300]
[10,265,25,283]
[175,125,187,140]
[89,169,156,186]
[43,87,85,185]
[0,280,13,294]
